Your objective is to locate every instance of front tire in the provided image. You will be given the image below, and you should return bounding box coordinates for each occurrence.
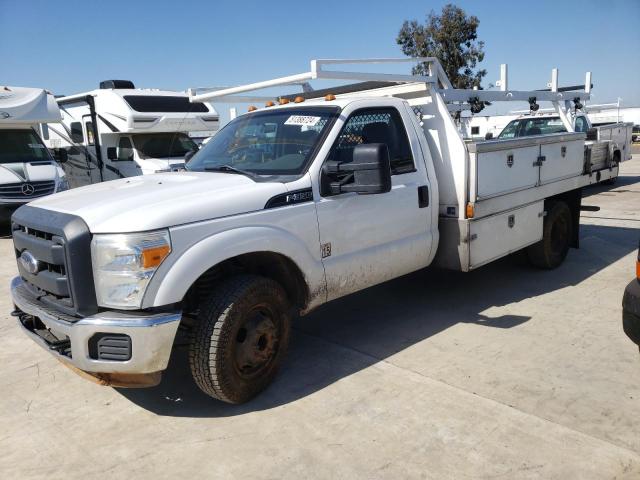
[527,201,573,269]
[189,274,291,404]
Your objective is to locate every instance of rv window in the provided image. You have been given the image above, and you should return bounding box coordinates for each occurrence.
[85,122,95,145]
[471,126,480,135]
[0,129,53,164]
[41,124,49,140]
[70,122,84,143]
[132,133,197,159]
[117,137,134,161]
[123,95,209,113]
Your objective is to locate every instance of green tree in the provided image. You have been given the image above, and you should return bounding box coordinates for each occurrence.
[397,4,487,89]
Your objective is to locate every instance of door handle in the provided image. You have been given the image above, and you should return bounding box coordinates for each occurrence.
[418,185,429,208]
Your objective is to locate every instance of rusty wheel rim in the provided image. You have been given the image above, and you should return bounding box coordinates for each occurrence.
[233,304,279,379]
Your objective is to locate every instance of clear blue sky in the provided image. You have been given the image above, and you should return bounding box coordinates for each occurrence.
[2,0,639,121]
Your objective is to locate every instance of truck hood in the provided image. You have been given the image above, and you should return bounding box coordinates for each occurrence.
[0,161,64,183]
[28,172,288,232]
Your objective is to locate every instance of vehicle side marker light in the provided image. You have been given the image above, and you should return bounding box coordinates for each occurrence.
[466,203,475,219]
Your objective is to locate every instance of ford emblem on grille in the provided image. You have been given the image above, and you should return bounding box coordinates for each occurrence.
[19,250,41,275]
[21,183,35,196]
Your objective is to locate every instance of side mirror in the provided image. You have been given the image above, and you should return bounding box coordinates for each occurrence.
[54,148,68,163]
[586,127,598,141]
[322,143,392,195]
[484,132,494,140]
[184,148,197,162]
[107,147,117,160]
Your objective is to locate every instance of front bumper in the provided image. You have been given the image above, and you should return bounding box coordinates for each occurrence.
[11,276,181,374]
[622,279,640,347]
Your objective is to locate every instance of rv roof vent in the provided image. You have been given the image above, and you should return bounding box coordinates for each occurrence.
[99,80,135,90]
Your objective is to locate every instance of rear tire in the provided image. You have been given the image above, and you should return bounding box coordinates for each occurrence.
[189,274,291,404]
[527,201,572,269]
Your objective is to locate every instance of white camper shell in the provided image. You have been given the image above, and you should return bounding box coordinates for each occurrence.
[0,86,68,217]
[45,81,219,187]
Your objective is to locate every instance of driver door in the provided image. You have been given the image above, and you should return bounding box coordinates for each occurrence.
[315,106,433,301]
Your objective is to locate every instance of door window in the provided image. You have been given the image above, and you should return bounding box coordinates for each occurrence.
[70,122,84,143]
[117,137,134,161]
[574,116,588,133]
[85,121,95,145]
[330,108,415,175]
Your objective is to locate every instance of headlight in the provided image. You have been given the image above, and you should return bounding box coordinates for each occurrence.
[56,178,70,192]
[91,230,171,309]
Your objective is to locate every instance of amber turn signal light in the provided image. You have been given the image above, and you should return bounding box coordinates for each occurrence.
[141,245,171,269]
[466,203,475,219]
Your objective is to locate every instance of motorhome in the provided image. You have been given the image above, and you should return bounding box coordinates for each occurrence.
[0,86,68,219]
[10,58,623,404]
[44,81,219,187]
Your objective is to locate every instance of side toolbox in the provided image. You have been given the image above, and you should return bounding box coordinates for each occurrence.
[469,201,544,269]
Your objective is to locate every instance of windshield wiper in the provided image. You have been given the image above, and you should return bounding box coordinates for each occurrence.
[203,164,257,179]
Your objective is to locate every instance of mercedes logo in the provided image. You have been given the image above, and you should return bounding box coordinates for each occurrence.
[19,250,41,275]
[21,183,35,196]
[0,111,10,119]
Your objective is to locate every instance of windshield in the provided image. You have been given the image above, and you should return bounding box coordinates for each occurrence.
[187,107,339,177]
[0,129,53,164]
[131,133,197,159]
[499,117,567,139]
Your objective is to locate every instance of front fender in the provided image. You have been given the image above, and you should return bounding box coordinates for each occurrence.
[142,225,326,310]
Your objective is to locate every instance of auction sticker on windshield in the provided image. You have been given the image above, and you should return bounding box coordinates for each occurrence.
[284,115,321,127]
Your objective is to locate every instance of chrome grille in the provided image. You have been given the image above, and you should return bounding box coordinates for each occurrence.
[0,180,56,199]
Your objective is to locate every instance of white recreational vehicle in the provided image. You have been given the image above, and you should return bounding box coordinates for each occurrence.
[45,81,219,187]
[0,86,68,219]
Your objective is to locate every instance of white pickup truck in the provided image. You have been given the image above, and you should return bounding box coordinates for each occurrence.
[9,59,618,404]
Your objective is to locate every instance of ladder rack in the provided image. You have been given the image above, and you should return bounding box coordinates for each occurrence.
[188,58,593,122]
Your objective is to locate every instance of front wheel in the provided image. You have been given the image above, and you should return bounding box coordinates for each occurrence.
[527,201,573,269]
[189,274,291,404]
